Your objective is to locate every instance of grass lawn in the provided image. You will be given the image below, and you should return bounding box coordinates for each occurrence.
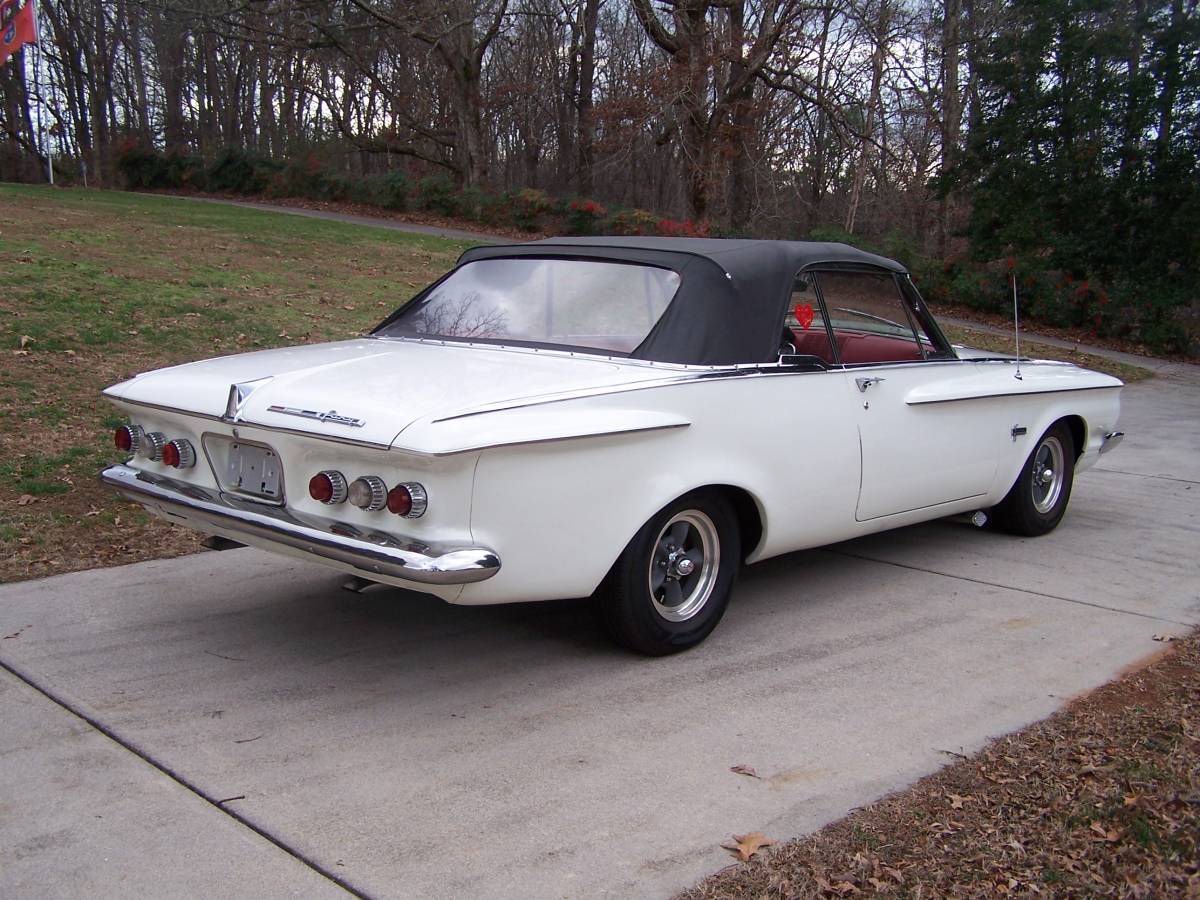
[0,184,471,584]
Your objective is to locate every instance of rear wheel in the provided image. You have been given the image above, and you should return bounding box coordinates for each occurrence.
[596,490,740,655]
[990,421,1076,536]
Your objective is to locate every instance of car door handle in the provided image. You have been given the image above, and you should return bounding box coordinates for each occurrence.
[855,376,886,392]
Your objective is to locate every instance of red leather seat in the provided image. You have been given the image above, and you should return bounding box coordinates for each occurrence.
[785,327,922,364]
[785,328,838,364]
[836,331,923,363]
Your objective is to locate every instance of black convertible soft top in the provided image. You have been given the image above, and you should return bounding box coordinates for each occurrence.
[457,237,908,366]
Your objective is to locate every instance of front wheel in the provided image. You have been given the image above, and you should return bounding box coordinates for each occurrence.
[990,422,1076,536]
[595,490,740,655]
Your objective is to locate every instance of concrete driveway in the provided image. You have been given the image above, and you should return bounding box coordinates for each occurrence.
[2,361,1197,899]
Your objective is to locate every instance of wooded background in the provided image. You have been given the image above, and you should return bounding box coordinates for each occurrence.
[1,0,1197,351]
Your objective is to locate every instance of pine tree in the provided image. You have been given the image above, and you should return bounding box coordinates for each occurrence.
[955,0,1198,350]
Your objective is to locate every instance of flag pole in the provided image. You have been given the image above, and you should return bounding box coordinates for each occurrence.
[30,0,52,184]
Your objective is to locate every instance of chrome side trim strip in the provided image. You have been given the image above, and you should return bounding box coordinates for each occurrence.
[429,359,1009,424]
[423,421,690,457]
[100,464,500,585]
[904,384,1121,406]
[427,365,840,424]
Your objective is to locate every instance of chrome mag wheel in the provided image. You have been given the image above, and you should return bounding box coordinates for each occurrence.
[648,510,720,622]
[1031,435,1066,514]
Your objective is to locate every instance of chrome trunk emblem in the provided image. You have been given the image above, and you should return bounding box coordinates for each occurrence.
[267,405,366,428]
[224,378,273,422]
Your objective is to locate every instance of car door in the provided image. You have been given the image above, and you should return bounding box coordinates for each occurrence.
[811,269,1002,522]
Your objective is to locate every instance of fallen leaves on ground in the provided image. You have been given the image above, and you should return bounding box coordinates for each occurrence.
[723,833,776,862]
[731,765,760,779]
[682,632,1200,899]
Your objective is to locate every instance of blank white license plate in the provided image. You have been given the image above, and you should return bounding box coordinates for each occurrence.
[225,442,283,500]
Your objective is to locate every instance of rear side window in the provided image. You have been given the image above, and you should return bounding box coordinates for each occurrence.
[815,271,939,364]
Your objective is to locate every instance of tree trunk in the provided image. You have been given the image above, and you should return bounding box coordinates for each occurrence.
[938,0,962,260]
[1153,0,1183,167]
[846,0,890,234]
[726,2,755,231]
[124,0,152,142]
[575,0,600,195]
[455,69,489,187]
[807,4,835,230]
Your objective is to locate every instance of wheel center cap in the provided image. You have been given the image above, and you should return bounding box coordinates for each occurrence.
[674,557,696,577]
[1039,467,1054,485]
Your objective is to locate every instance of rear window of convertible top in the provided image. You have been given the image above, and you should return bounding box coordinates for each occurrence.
[376,257,681,354]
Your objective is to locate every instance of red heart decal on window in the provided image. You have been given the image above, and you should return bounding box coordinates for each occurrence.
[795,302,815,330]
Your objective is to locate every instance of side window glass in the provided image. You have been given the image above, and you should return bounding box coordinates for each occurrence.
[781,274,837,364]
[816,272,933,364]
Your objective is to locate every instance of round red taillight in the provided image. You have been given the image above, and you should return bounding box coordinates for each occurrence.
[387,482,427,518]
[114,425,142,454]
[309,471,347,504]
[309,473,333,503]
[158,438,196,469]
[386,485,412,516]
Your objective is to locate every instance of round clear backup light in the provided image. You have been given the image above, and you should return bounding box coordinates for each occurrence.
[309,470,348,505]
[348,475,387,511]
[142,431,167,461]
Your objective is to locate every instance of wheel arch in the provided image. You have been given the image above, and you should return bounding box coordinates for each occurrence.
[709,484,765,562]
[633,482,766,564]
[1058,414,1087,460]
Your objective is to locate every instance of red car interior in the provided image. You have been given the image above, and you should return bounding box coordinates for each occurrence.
[786,327,925,365]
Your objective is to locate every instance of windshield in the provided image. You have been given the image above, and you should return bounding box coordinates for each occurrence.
[376,257,681,354]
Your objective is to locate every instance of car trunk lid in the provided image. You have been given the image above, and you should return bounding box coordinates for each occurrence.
[106,339,670,447]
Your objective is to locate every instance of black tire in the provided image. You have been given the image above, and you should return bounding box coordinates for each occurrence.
[990,421,1076,536]
[595,489,740,655]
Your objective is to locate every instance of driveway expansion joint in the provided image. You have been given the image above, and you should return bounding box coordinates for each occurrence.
[1093,467,1200,486]
[0,655,370,900]
[826,549,1197,628]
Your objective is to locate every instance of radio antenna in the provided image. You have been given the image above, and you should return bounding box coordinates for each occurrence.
[1011,270,1023,381]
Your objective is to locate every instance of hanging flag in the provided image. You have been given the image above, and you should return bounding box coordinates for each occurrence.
[0,0,36,67]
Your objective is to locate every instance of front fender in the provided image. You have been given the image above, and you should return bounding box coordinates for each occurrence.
[987,385,1122,501]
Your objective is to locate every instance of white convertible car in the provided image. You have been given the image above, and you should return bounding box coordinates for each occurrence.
[102,238,1124,654]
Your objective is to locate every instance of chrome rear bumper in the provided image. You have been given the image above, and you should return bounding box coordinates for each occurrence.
[100,464,500,585]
